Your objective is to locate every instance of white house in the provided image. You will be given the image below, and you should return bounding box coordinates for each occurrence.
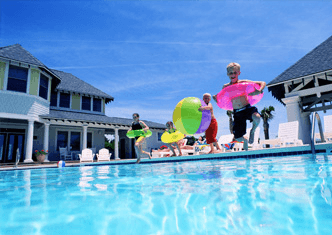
[0,44,166,163]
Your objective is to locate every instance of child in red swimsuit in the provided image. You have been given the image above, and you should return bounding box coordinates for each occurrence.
[198,93,222,154]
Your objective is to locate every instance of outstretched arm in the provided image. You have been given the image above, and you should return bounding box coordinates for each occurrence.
[140,121,149,131]
[243,80,266,96]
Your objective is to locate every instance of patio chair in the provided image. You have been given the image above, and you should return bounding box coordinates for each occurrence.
[96,148,112,162]
[78,148,95,162]
[260,121,303,148]
[323,115,332,142]
[59,147,72,161]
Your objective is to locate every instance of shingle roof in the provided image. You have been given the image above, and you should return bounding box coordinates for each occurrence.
[0,44,46,67]
[0,44,61,84]
[41,110,166,129]
[51,69,114,103]
[268,35,332,86]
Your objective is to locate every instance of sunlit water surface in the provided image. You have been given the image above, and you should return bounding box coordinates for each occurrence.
[1,154,332,235]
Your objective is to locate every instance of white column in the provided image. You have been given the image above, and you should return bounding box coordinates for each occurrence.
[282,96,311,144]
[43,122,50,162]
[114,128,119,160]
[24,120,34,163]
[82,124,88,150]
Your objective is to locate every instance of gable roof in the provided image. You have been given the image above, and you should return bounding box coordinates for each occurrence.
[0,44,46,67]
[0,44,61,86]
[0,44,114,103]
[268,35,332,87]
[41,110,166,129]
[51,69,114,103]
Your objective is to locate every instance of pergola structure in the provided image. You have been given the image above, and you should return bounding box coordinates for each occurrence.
[267,35,332,144]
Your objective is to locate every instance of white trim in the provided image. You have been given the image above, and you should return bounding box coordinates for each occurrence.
[90,97,93,111]
[267,70,332,88]
[3,63,9,91]
[26,67,31,94]
[69,92,72,109]
[37,69,40,96]
[40,70,52,80]
[57,91,60,107]
[285,84,332,98]
[47,76,52,101]
[3,62,9,90]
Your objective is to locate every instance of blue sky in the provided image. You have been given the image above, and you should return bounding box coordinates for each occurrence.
[1,0,332,139]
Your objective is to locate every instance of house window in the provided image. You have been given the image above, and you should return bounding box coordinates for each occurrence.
[50,91,58,106]
[39,74,49,100]
[59,93,70,108]
[82,96,91,111]
[93,98,101,112]
[87,132,92,148]
[57,131,68,150]
[7,65,28,93]
[70,132,81,151]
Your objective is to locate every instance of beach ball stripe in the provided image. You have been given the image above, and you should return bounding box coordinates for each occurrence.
[173,97,211,135]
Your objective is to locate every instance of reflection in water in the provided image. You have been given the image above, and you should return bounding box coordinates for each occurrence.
[0,154,331,234]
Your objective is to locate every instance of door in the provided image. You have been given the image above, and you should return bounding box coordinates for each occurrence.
[0,133,25,163]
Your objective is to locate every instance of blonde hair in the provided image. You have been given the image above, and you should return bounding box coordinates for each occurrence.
[227,62,241,74]
[203,93,211,98]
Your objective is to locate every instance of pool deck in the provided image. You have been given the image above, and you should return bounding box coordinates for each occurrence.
[1,142,332,171]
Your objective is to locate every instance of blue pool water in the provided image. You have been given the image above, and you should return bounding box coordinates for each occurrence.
[1,154,332,235]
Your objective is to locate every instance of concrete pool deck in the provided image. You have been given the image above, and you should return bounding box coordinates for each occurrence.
[1,142,332,171]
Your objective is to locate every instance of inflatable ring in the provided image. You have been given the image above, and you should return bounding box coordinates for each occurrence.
[216,82,264,110]
[161,130,185,143]
[126,129,152,138]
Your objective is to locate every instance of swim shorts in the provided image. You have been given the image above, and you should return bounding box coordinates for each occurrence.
[233,105,259,139]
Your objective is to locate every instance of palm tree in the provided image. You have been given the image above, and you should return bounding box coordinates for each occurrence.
[226,110,234,134]
[260,106,275,144]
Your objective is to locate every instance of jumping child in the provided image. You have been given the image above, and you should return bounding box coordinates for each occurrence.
[127,113,151,163]
[213,62,266,151]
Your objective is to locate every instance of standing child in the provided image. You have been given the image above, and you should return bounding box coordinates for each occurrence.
[127,113,151,163]
[198,93,222,154]
[213,62,266,151]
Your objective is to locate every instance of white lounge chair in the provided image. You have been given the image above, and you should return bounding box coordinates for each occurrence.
[260,121,303,148]
[78,148,95,162]
[96,148,112,162]
[59,147,72,161]
[323,115,332,142]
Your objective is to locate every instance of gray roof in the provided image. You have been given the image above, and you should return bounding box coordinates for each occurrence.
[268,35,332,86]
[0,44,61,84]
[51,69,114,103]
[41,110,166,129]
[0,44,114,103]
[0,44,46,67]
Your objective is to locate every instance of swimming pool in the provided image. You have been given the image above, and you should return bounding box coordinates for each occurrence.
[1,154,332,234]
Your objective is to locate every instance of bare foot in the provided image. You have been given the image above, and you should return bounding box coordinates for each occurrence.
[136,158,141,164]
